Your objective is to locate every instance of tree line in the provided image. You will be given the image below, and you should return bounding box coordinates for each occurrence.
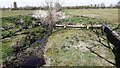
[63,3,119,9]
[1,2,120,10]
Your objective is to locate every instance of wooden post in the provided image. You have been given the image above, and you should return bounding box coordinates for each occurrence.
[102,25,120,67]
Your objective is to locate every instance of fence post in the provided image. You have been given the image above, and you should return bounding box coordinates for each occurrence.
[102,25,120,67]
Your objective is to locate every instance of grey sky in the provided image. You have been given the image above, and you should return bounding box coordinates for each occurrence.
[0,0,119,8]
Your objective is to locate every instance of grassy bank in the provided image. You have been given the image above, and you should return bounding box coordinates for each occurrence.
[45,29,115,66]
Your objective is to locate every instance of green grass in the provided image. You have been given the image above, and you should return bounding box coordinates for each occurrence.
[2,15,33,28]
[2,40,12,61]
[59,16,106,24]
[2,34,27,61]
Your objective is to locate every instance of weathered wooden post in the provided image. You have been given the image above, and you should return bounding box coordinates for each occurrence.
[102,25,120,67]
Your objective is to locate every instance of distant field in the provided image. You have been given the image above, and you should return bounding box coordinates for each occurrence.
[1,10,34,17]
[1,9,118,24]
[63,9,118,24]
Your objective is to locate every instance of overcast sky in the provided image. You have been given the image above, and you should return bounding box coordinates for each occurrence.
[0,0,119,8]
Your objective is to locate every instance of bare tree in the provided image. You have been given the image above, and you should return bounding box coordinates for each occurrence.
[100,3,105,9]
[94,4,97,9]
[54,2,62,12]
[109,4,113,8]
[32,0,65,35]
[32,0,65,33]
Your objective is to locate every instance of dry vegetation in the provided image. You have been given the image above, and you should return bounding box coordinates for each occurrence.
[1,10,34,17]
[63,9,118,24]
[1,9,118,24]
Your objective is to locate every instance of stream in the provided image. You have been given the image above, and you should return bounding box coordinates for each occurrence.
[21,28,53,67]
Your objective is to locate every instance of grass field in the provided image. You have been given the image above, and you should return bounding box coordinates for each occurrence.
[63,9,118,24]
[1,10,34,17]
[1,9,118,24]
[1,9,119,66]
